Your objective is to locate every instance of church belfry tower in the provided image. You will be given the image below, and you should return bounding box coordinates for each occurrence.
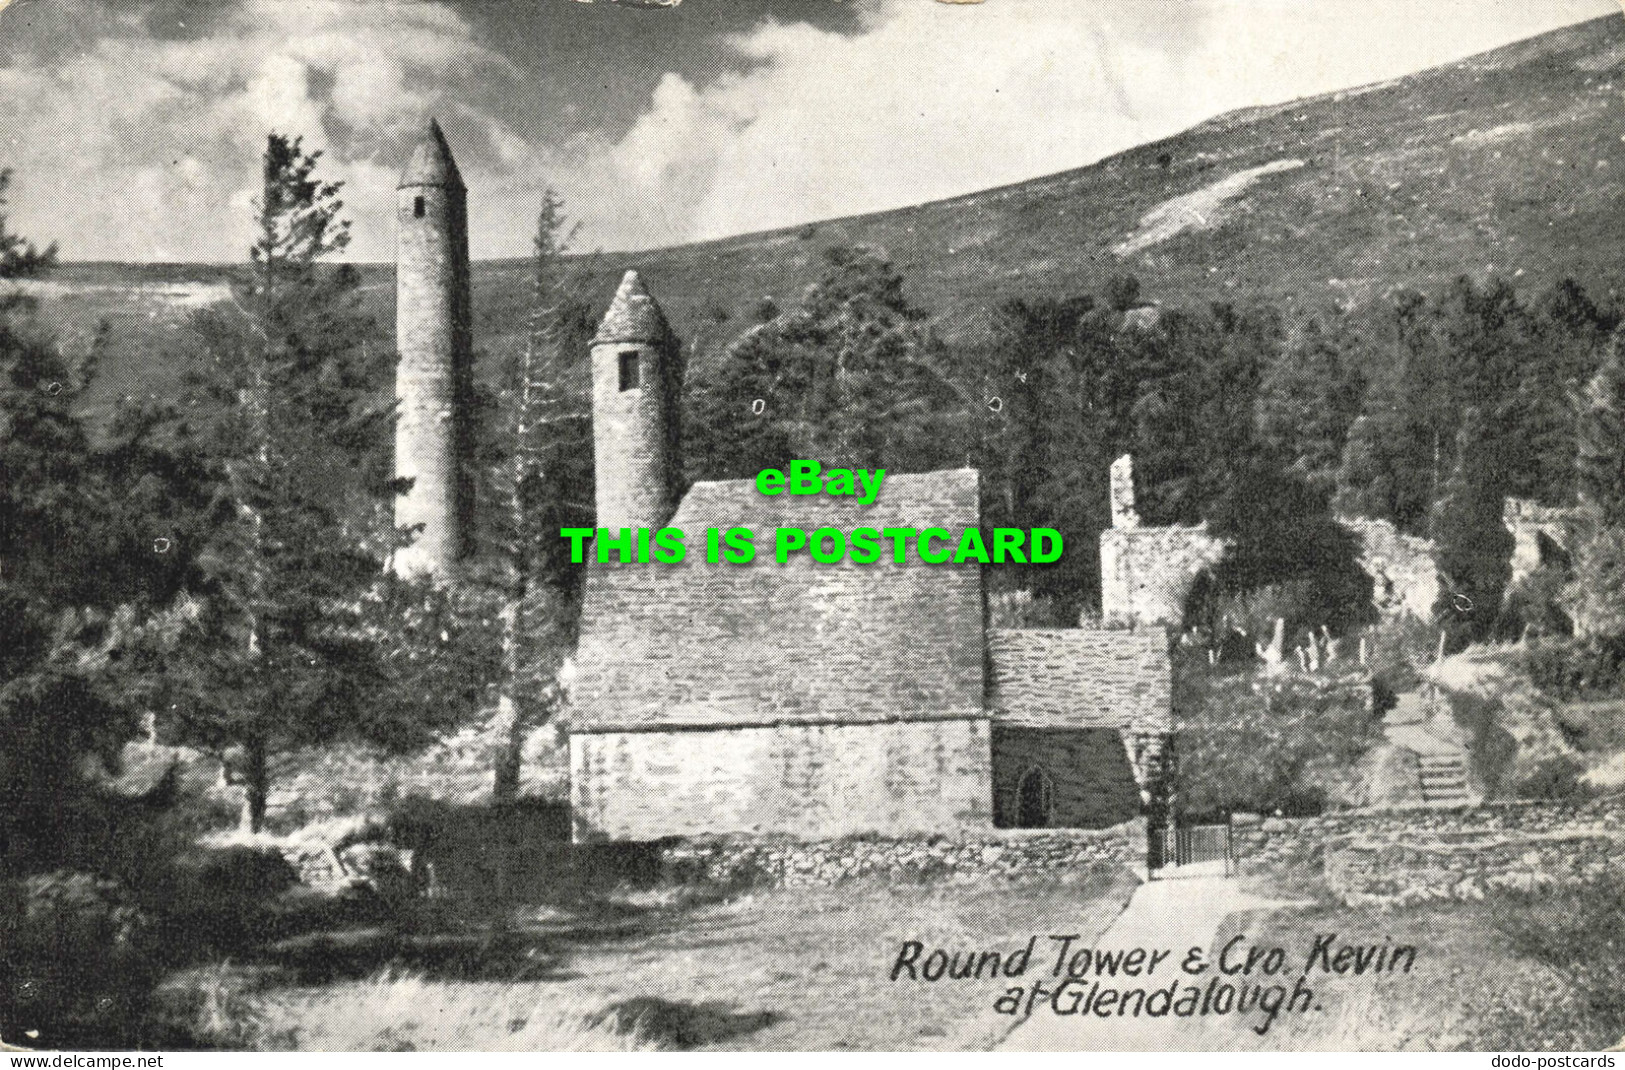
[394,118,472,578]
[592,270,681,530]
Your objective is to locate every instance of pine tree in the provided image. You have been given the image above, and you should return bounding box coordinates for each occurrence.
[0,170,55,286]
[1564,524,1625,639]
[154,135,454,831]
[0,172,190,872]
[981,294,1114,615]
[474,191,593,799]
[684,245,968,479]
[1560,328,1625,638]
[1256,315,1366,497]
[1576,329,1625,526]
[1333,414,1399,521]
[1430,407,1513,642]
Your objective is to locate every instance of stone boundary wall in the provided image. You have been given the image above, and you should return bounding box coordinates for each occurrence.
[1326,832,1624,904]
[1231,798,1625,904]
[125,722,567,836]
[659,820,1147,888]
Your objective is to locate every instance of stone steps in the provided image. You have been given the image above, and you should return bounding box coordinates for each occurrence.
[1418,754,1470,803]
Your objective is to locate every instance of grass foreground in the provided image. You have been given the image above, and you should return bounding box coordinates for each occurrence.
[160,866,1138,1052]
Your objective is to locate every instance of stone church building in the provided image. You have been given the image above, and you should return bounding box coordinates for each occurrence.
[564,274,1170,843]
[390,121,1173,844]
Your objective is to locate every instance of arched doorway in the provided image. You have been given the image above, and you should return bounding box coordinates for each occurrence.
[1016,766,1053,828]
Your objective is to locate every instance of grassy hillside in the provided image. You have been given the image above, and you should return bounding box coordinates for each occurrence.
[28,12,1625,411]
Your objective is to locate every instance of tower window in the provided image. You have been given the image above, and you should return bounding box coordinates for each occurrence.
[413,195,426,219]
[618,349,640,392]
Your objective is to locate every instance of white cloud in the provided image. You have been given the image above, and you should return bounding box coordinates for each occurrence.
[0,0,512,260]
[554,0,1617,250]
[0,0,1613,261]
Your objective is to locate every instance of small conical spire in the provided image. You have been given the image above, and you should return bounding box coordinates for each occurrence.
[399,118,464,189]
[594,269,674,346]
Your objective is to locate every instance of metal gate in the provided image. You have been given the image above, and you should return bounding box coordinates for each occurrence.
[1148,823,1233,879]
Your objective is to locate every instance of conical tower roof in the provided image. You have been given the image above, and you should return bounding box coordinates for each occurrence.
[594,270,675,346]
[399,118,464,189]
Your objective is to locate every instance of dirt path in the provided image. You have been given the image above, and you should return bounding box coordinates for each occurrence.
[999,875,1305,1051]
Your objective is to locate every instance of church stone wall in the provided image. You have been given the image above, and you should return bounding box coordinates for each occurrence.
[570,719,993,842]
[990,726,1142,829]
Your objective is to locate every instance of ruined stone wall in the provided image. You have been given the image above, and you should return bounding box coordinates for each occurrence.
[1339,516,1438,620]
[393,179,472,577]
[659,820,1146,888]
[1099,456,1227,629]
[569,719,993,842]
[1503,497,1585,586]
[1099,525,1227,629]
[1230,798,1625,904]
[990,726,1142,829]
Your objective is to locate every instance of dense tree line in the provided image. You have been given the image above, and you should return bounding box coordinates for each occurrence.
[686,249,1622,638]
[0,146,596,1041]
[0,166,197,874]
[9,173,1621,842]
[0,140,522,849]
[9,155,1625,843]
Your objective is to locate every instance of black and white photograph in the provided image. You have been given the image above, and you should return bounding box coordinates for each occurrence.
[3,0,1625,1053]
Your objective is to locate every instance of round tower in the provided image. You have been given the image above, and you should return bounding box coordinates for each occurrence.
[393,118,472,578]
[592,270,681,531]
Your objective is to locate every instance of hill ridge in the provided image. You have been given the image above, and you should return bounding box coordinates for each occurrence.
[35,12,1625,402]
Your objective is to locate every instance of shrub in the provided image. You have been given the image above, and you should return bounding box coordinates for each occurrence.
[159,963,291,1051]
[1564,524,1625,638]
[1197,467,1376,640]
[382,797,579,903]
[1511,756,1593,803]
[1173,655,1381,818]
[139,846,300,960]
[1502,564,1574,639]
[1103,273,1142,313]
[0,872,162,1047]
[986,589,1068,628]
[1523,634,1625,701]
[1448,691,1520,799]
[1198,580,1323,649]
[185,846,300,901]
[1361,613,1436,697]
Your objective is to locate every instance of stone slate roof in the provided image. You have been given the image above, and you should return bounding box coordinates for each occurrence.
[594,270,677,346]
[399,119,464,189]
[988,628,1170,735]
[569,469,985,732]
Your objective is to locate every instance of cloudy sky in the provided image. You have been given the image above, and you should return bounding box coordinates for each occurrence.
[0,0,1616,262]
